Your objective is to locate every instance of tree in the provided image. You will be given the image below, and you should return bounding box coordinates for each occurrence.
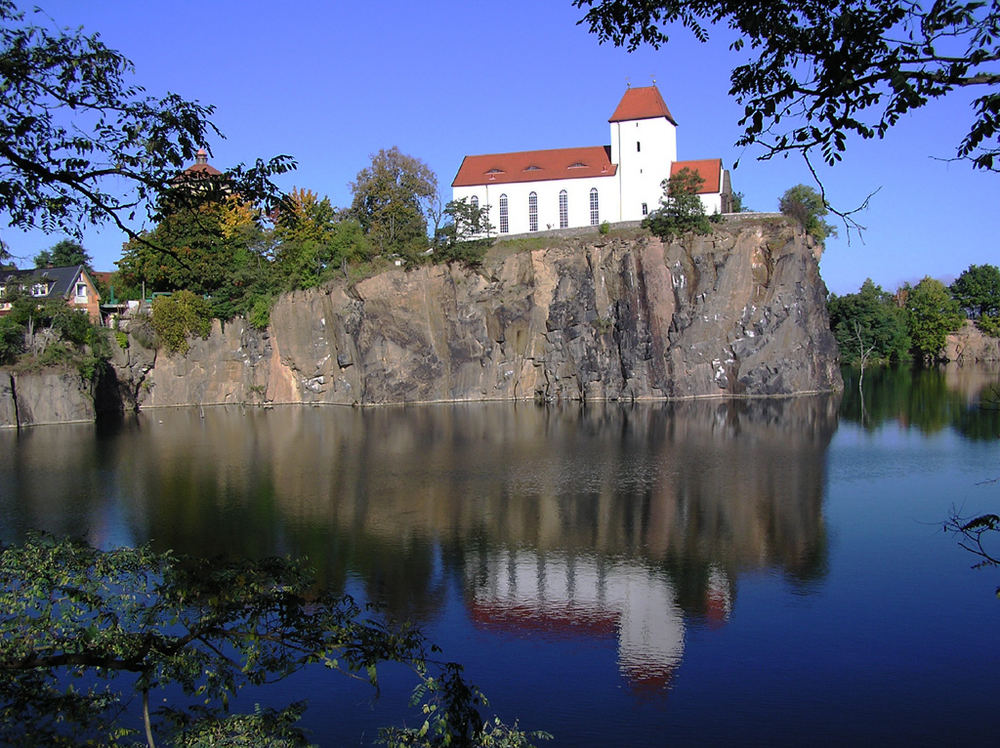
[0,532,546,748]
[827,279,910,365]
[273,187,370,289]
[432,198,495,267]
[573,1,1000,172]
[0,1,293,246]
[642,166,712,239]
[951,263,1000,319]
[33,238,92,269]
[350,147,438,257]
[904,276,965,363]
[779,185,836,242]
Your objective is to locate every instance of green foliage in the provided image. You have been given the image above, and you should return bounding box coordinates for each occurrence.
[350,147,438,256]
[642,167,712,239]
[779,185,836,241]
[0,533,543,748]
[730,191,748,212]
[976,314,1000,338]
[574,1,1000,171]
[827,279,910,365]
[903,277,965,362]
[598,221,611,235]
[0,1,293,243]
[0,315,24,364]
[33,239,93,269]
[114,329,129,350]
[118,203,250,298]
[433,198,495,267]
[151,291,213,354]
[950,263,1000,319]
[248,294,274,330]
[50,307,92,346]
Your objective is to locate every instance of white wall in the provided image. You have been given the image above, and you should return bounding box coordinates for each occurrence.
[612,117,677,222]
[454,174,620,235]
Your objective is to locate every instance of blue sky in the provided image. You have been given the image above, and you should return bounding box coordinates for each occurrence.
[7,0,998,295]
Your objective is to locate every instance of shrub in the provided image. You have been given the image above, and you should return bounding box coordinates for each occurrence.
[248,295,273,330]
[50,307,92,346]
[0,317,24,364]
[643,167,712,240]
[151,291,213,354]
[779,184,837,241]
[598,221,611,235]
[976,314,1000,337]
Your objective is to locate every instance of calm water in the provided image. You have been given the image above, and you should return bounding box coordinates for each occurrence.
[1,366,999,746]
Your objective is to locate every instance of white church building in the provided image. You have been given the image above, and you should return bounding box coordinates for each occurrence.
[452,85,733,235]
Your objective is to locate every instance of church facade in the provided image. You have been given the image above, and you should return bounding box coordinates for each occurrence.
[451,86,732,236]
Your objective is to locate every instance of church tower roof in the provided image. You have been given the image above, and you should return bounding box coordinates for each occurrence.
[608,86,677,125]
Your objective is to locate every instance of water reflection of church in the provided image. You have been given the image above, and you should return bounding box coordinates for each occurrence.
[464,548,732,691]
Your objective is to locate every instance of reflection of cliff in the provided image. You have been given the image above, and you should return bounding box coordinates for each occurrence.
[0,396,837,622]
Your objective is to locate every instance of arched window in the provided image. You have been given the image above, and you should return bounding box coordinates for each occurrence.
[589,188,599,226]
[471,195,479,208]
[499,194,509,234]
[558,190,568,229]
[528,192,538,232]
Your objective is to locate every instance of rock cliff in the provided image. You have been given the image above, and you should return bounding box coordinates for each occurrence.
[944,320,1000,363]
[130,216,842,409]
[0,217,844,427]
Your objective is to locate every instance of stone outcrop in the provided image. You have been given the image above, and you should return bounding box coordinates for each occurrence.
[0,368,97,428]
[0,216,845,427]
[944,320,1000,363]
[132,216,842,410]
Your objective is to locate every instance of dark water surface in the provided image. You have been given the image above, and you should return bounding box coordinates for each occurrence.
[2,365,999,746]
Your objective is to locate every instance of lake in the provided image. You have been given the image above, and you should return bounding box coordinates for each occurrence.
[1,365,999,746]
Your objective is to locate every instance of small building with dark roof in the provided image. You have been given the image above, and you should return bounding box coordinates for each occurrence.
[0,265,101,323]
[452,85,733,236]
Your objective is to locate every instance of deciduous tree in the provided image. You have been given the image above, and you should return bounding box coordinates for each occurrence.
[827,279,910,365]
[350,147,437,257]
[950,263,1000,319]
[642,166,712,239]
[32,238,92,269]
[779,185,836,242]
[0,533,546,748]
[0,1,293,246]
[904,276,965,362]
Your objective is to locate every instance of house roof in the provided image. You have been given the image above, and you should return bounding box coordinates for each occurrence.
[670,159,724,193]
[182,148,222,178]
[608,86,677,125]
[452,146,617,187]
[0,265,93,301]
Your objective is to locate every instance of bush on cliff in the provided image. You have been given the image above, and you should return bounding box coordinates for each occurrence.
[151,291,213,354]
[779,185,837,242]
[643,167,712,240]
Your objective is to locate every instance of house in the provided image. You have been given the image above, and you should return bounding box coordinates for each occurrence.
[451,85,733,235]
[0,265,101,323]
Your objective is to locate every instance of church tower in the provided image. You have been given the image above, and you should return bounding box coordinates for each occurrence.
[608,86,678,222]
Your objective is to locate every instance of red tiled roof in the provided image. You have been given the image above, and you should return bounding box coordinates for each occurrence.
[452,146,617,187]
[609,86,677,124]
[184,162,222,177]
[670,159,723,193]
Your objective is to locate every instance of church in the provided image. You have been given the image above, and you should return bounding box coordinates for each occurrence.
[451,85,733,235]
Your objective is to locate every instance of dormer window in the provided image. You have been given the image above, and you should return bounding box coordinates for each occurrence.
[523,165,541,172]
[486,168,504,175]
[31,283,48,297]
[568,162,587,169]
